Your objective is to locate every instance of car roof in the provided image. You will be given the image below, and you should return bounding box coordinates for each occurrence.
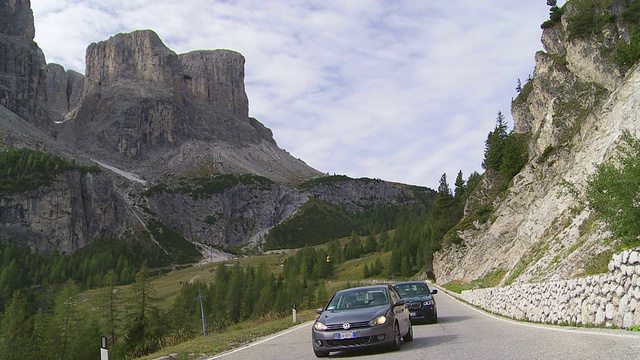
[395,281,426,285]
[336,284,390,293]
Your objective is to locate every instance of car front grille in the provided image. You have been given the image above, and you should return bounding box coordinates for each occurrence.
[325,320,370,331]
[326,337,371,346]
[408,301,422,310]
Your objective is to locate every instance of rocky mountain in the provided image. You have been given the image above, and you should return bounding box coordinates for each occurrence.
[0,0,432,257]
[434,1,640,285]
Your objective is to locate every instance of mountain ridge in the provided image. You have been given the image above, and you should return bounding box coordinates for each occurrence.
[0,0,432,256]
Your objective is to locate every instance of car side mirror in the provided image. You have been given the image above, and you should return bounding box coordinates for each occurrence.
[431,289,438,294]
[316,308,324,314]
[394,299,405,307]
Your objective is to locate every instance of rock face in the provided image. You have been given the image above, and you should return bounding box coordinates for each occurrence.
[434,3,640,285]
[83,30,180,96]
[0,0,34,39]
[179,50,249,119]
[54,29,305,183]
[0,171,128,253]
[44,63,84,122]
[142,177,424,250]
[0,0,47,127]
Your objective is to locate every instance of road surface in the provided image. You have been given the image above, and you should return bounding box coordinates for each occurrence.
[208,286,640,360]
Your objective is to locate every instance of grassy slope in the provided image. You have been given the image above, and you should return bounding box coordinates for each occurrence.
[137,310,318,360]
[77,234,406,359]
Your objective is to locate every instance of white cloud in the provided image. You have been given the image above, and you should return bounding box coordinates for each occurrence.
[31,0,554,189]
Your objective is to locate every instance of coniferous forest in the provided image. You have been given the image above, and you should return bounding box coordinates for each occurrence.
[0,115,530,359]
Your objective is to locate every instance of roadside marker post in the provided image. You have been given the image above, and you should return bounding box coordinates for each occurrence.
[292,303,297,323]
[100,336,108,360]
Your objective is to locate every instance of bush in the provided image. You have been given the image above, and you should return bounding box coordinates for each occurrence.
[586,131,640,246]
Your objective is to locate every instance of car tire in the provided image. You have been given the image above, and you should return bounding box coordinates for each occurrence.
[403,322,413,342]
[314,349,329,358]
[390,321,402,351]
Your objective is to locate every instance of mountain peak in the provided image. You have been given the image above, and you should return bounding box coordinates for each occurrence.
[84,29,179,96]
[0,0,35,40]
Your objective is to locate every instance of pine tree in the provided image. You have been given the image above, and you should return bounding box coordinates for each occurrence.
[130,262,156,320]
[47,281,81,360]
[365,234,376,254]
[437,173,450,196]
[315,281,329,308]
[124,262,157,357]
[242,266,256,319]
[500,133,528,178]
[400,257,411,276]
[482,111,509,171]
[379,231,391,251]
[225,263,244,322]
[254,274,275,316]
[100,270,123,347]
[454,170,466,199]
[0,290,31,360]
[373,257,383,276]
[345,231,363,260]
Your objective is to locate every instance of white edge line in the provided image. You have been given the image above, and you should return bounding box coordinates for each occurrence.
[207,321,313,359]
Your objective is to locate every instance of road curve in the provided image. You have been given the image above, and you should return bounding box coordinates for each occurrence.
[208,286,640,360]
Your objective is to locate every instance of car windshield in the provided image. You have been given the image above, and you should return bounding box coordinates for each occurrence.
[395,283,430,297]
[326,289,388,310]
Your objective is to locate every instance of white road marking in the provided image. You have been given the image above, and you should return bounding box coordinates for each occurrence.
[207,321,313,359]
[431,283,640,340]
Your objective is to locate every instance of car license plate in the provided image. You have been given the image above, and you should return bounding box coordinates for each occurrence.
[335,331,357,339]
[411,312,418,317]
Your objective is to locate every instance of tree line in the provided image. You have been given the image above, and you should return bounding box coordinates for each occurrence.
[0,147,101,193]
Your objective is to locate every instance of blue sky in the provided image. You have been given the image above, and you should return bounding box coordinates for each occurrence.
[31,1,563,190]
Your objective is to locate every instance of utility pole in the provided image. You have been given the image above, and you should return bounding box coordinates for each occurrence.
[195,295,208,336]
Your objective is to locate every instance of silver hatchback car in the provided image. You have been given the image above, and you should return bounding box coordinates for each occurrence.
[311,284,413,357]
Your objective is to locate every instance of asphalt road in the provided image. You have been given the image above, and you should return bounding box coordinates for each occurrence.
[209,286,640,360]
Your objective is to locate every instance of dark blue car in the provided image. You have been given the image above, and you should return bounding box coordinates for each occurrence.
[394,281,438,324]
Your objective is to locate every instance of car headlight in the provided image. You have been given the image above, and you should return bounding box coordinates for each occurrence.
[369,315,387,326]
[423,300,434,306]
[314,321,327,331]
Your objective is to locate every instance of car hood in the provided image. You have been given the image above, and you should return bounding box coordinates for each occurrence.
[318,306,388,325]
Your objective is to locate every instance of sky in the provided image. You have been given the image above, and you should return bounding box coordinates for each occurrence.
[30,1,563,190]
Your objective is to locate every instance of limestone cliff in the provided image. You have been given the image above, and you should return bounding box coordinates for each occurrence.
[53,29,317,184]
[434,1,640,285]
[0,170,129,253]
[2,2,426,257]
[0,0,47,127]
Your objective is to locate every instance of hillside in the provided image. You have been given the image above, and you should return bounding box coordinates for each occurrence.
[434,0,640,285]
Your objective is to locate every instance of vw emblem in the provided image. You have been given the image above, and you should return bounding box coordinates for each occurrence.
[342,322,351,330]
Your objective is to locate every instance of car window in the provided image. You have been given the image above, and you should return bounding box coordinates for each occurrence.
[326,289,389,310]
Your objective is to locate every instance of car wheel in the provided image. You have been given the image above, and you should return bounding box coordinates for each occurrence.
[403,322,413,342]
[390,321,401,351]
[433,310,438,323]
[314,349,329,358]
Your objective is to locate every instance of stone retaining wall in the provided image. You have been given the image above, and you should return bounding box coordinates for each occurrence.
[458,248,640,328]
